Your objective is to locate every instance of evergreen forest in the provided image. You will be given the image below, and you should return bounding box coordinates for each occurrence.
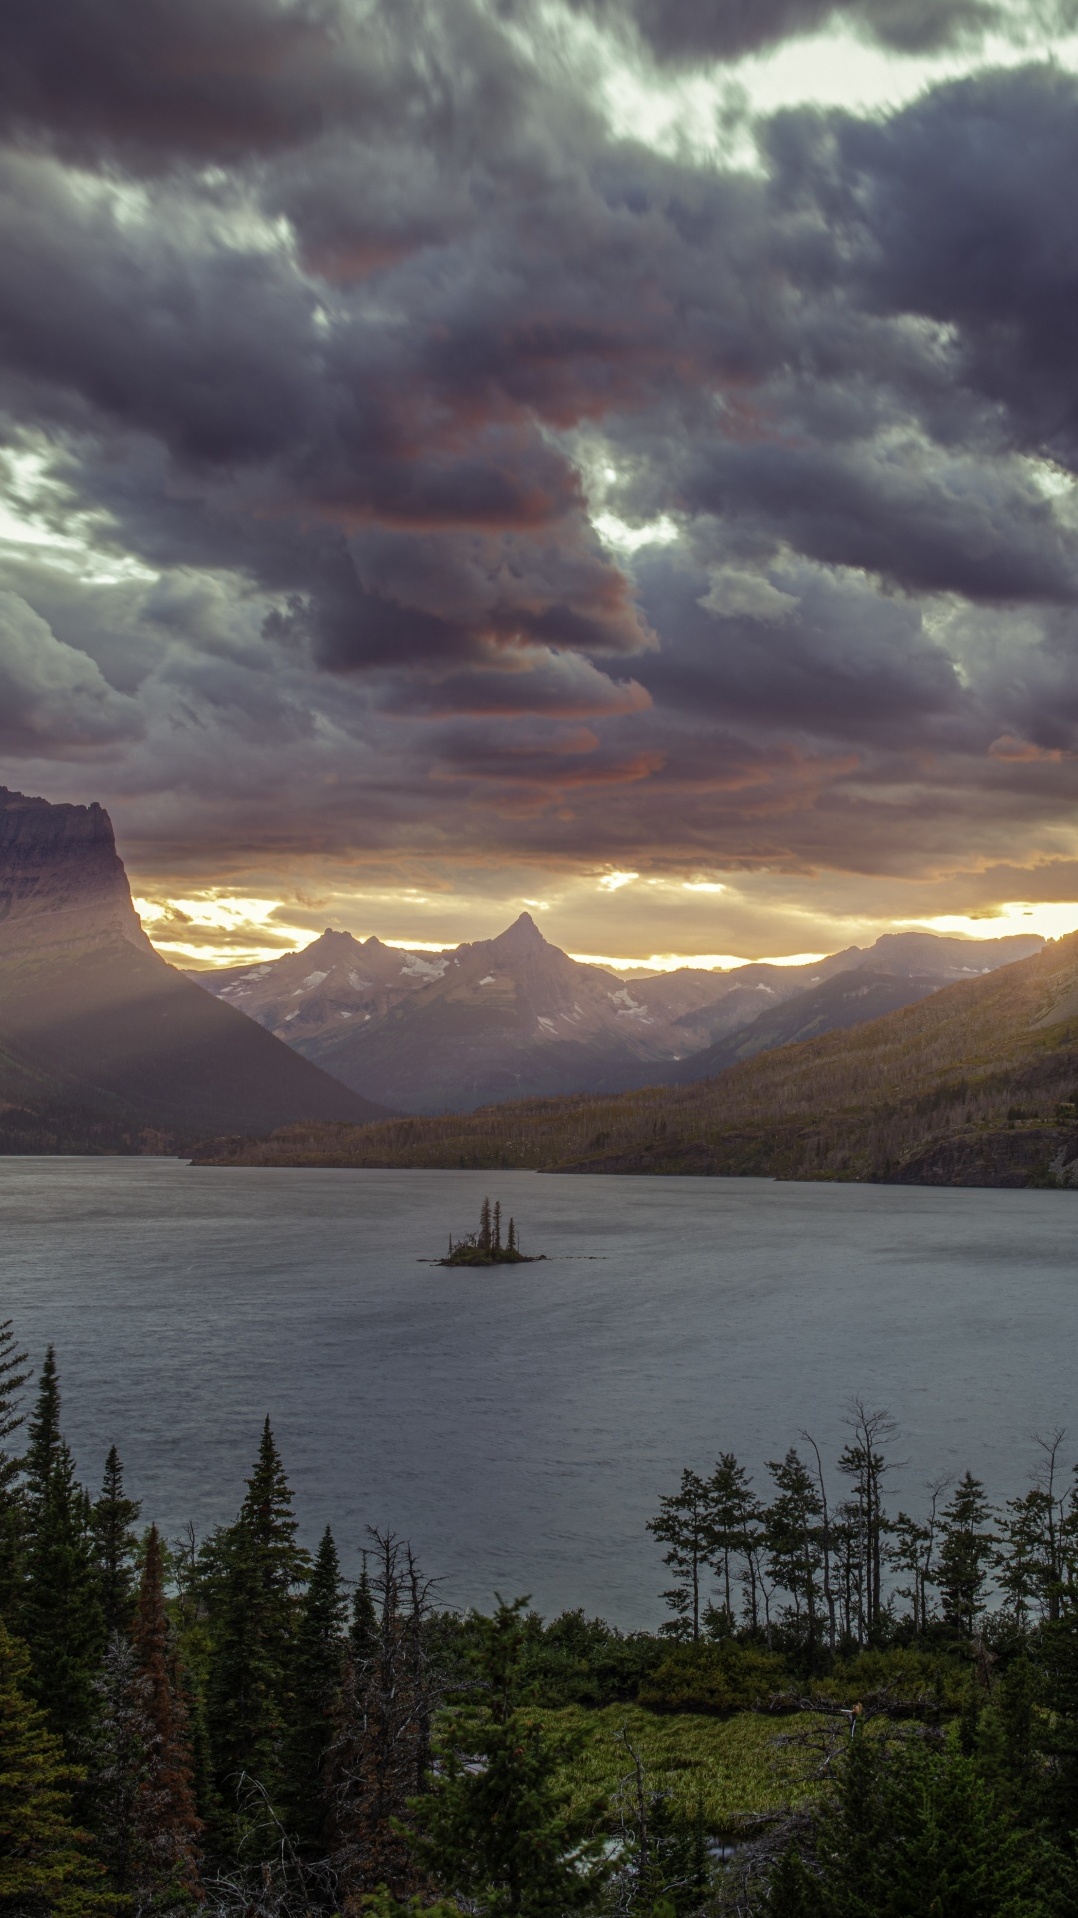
[6,1320,1078,1917]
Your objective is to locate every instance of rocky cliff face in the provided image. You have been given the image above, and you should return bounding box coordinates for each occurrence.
[0,786,151,957]
[0,784,388,1137]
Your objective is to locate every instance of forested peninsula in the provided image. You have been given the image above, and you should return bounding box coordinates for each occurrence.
[191,930,1078,1186]
[6,1317,1078,1917]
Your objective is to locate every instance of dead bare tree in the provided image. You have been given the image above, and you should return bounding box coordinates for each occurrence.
[800,1432,837,1656]
[325,1530,439,1910]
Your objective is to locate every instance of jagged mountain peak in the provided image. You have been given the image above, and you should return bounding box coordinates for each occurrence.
[300,927,364,958]
[488,909,549,953]
[189,900,1052,1116]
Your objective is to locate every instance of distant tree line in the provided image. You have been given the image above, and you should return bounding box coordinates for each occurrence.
[6,1321,1078,1917]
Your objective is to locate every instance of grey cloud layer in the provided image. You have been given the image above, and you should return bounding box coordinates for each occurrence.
[2,0,1078,895]
[533,0,1071,62]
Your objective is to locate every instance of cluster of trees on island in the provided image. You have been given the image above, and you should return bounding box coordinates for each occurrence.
[441,1197,539,1266]
[5,1322,1078,1918]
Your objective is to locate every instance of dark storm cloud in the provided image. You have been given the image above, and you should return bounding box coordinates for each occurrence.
[764,65,1078,463]
[678,437,1078,603]
[633,554,966,746]
[3,0,1078,893]
[0,0,405,163]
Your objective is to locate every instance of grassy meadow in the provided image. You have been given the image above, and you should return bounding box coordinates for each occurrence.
[536,1705,840,1832]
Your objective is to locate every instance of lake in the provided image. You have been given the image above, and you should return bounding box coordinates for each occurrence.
[2,1157,1076,1626]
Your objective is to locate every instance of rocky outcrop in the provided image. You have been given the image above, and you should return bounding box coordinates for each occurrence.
[0,786,150,956]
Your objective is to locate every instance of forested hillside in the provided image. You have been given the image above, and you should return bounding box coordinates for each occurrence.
[193,932,1078,1186]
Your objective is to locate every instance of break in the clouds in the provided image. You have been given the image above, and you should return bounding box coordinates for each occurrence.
[3,0,1078,961]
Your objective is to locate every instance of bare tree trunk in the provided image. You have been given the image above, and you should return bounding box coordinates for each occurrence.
[802,1432,837,1655]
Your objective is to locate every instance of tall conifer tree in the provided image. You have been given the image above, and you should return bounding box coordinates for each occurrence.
[23,1347,62,1517]
[0,1319,30,1618]
[936,1473,995,1637]
[765,1728,1055,1917]
[648,1469,713,1641]
[131,1526,202,1911]
[204,1420,308,1832]
[88,1634,147,1900]
[91,1447,141,1640]
[284,1526,346,1854]
[349,1556,377,1665]
[411,1596,609,1918]
[0,1617,108,1918]
[19,1353,103,1752]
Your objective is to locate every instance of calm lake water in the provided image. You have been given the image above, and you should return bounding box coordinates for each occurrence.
[2,1157,1076,1626]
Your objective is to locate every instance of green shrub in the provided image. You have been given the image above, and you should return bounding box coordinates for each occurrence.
[638,1642,789,1714]
[814,1648,968,1715]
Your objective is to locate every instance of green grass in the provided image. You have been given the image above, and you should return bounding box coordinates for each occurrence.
[536,1705,839,1833]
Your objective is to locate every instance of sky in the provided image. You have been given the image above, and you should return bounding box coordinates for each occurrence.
[4,0,1078,969]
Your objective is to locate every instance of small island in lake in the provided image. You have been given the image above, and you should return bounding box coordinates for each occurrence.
[440,1196,545,1266]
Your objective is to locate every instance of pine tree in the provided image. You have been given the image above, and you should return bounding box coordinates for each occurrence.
[0,1320,30,1452]
[204,1420,308,1837]
[0,1319,30,1618]
[19,1365,104,1756]
[1035,1610,1078,1841]
[766,1727,1048,1917]
[0,1616,109,1918]
[131,1525,202,1911]
[349,1555,378,1663]
[765,1845,824,1918]
[87,1633,148,1899]
[764,1450,824,1664]
[972,1655,1041,1824]
[92,1446,142,1640]
[706,1454,757,1631]
[647,1469,713,1641]
[284,1526,346,1855]
[936,1472,995,1637]
[411,1596,609,1918]
[23,1346,62,1517]
[479,1197,493,1256]
[887,1487,946,1639]
[493,1201,503,1255]
[507,1217,517,1256]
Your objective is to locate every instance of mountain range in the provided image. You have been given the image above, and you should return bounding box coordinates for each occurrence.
[193,930,1078,1189]
[0,779,1056,1167]
[189,914,1043,1113]
[0,786,387,1149]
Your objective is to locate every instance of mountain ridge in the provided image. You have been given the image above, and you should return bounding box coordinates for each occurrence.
[0,785,389,1146]
[188,911,1043,1112]
[189,928,1078,1187]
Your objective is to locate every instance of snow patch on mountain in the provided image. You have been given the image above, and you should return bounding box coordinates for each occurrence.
[401,955,448,981]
